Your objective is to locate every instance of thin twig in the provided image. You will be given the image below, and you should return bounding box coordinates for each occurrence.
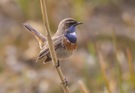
[39,0,71,93]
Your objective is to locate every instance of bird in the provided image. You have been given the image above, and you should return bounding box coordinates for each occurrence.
[24,18,82,66]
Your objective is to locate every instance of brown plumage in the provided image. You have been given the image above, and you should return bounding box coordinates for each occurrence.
[24,18,82,63]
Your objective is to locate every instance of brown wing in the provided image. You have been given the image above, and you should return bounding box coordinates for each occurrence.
[36,35,63,62]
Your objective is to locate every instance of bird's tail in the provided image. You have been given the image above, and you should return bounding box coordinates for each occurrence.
[23,23,46,49]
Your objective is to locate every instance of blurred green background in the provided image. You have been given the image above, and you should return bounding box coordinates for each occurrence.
[0,0,135,93]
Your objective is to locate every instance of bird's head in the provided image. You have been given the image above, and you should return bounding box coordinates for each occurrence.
[56,18,82,35]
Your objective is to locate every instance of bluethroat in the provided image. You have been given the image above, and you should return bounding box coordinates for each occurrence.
[24,18,82,65]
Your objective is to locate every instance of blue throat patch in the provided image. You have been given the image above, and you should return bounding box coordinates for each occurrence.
[65,25,77,43]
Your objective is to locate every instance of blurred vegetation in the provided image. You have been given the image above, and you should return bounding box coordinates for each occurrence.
[0,0,135,93]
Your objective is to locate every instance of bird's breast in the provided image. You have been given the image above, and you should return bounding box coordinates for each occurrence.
[56,37,77,59]
[63,37,77,52]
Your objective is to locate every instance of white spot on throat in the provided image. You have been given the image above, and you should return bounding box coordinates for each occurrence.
[69,32,76,36]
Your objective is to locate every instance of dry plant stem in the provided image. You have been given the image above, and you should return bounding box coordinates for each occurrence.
[39,0,71,93]
[96,45,112,93]
[112,30,123,93]
[78,80,90,93]
[126,48,135,92]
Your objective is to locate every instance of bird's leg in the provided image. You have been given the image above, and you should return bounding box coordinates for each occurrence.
[56,60,60,68]
[55,60,68,87]
[61,78,69,87]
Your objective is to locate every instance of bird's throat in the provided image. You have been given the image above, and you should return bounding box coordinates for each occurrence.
[65,32,77,43]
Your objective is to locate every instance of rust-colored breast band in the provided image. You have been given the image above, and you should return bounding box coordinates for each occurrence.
[63,37,77,51]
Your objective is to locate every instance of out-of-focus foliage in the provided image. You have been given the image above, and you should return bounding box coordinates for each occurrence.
[0,0,135,93]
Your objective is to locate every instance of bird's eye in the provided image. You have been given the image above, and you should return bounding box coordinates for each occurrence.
[68,22,74,26]
[67,21,77,27]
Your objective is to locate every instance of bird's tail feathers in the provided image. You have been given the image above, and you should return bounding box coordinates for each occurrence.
[23,23,46,49]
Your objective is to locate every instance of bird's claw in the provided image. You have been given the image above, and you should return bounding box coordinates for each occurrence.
[61,78,69,87]
[55,60,60,68]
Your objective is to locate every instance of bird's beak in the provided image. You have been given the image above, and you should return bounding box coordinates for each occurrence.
[75,22,83,26]
[77,22,83,25]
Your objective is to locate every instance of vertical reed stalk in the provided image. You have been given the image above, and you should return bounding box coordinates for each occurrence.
[39,0,71,93]
[96,44,112,93]
[112,30,124,93]
[126,48,135,92]
[78,80,90,93]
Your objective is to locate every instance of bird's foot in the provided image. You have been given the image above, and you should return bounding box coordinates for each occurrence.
[55,60,60,68]
[61,78,69,87]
